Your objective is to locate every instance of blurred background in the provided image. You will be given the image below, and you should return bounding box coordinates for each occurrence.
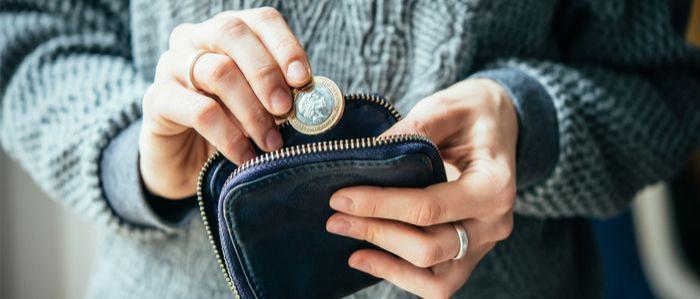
[1,152,99,298]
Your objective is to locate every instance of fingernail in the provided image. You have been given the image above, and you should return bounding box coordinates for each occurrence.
[287,60,310,85]
[271,88,292,114]
[265,128,282,150]
[326,217,351,235]
[330,196,354,212]
[349,258,371,273]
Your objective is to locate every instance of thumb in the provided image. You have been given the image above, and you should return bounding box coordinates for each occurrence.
[379,102,454,146]
[380,99,435,138]
[379,117,428,138]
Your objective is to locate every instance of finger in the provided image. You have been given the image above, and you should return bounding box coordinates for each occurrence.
[163,50,282,152]
[143,82,255,164]
[379,93,464,144]
[330,183,486,226]
[331,186,456,226]
[233,8,311,87]
[192,52,283,151]
[349,249,435,297]
[327,213,459,268]
[331,162,515,226]
[208,9,310,87]
[349,249,471,299]
[462,213,514,245]
[172,17,293,115]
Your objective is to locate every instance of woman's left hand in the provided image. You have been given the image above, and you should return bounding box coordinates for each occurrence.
[326,78,519,299]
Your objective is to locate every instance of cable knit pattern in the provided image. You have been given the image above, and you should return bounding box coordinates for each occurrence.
[497,60,700,217]
[1,0,699,298]
[0,0,164,239]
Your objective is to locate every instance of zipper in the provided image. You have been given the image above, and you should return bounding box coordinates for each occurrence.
[195,93,433,297]
[196,150,240,298]
[344,93,403,122]
[221,133,436,189]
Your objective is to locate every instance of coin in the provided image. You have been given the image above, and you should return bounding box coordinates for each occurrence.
[288,76,344,135]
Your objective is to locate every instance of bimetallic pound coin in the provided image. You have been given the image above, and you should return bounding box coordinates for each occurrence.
[288,76,344,135]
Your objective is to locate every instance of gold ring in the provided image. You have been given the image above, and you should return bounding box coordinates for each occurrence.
[185,49,210,91]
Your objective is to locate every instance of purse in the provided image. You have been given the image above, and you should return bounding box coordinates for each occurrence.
[196,91,446,299]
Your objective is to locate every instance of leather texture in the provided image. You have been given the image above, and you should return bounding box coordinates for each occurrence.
[200,95,446,299]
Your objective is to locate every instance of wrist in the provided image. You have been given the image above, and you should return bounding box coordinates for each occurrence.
[472,78,511,109]
[138,128,199,200]
[101,120,196,230]
[468,68,559,189]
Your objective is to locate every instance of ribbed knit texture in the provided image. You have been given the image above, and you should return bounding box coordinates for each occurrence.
[1,0,699,298]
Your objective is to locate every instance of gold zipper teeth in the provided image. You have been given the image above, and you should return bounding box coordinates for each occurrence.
[347,93,403,121]
[222,133,435,188]
[196,151,240,299]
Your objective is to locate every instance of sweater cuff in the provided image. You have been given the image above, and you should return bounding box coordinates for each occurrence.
[100,120,196,231]
[470,68,560,189]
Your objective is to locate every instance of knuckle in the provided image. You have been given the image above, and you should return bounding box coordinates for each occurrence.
[412,199,441,226]
[429,94,452,107]
[494,182,516,215]
[230,129,248,145]
[482,165,515,215]
[496,222,514,241]
[223,133,247,158]
[216,16,249,39]
[364,196,381,218]
[496,215,515,241]
[405,118,430,137]
[422,94,455,118]
[220,139,238,158]
[203,56,236,86]
[415,242,443,268]
[502,177,516,200]
[273,37,303,59]
[254,63,280,82]
[169,23,192,48]
[250,106,273,125]
[156,50,173,65]
[193,100,221,128]
[154,51,174,79]
[255,6,282,21]
[244,107,273,133]
[359,222,375,243]
[141,84,159,115]
[213,10,237,20]
[492,197,513,217]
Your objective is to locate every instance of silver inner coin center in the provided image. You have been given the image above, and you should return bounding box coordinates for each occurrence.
[294,86,334,126]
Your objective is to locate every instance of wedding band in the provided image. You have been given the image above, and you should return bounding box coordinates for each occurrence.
[452,222,468,260]
[185,49,210,91]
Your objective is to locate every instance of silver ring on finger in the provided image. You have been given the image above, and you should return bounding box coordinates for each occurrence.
[185,49,211,91]
[452,222,469,260]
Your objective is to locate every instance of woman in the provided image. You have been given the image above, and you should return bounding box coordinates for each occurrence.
[1,0,699,298]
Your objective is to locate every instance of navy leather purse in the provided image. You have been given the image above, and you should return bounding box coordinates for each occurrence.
[197,94,446,299]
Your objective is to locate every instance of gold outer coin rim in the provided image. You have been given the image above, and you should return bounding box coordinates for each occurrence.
[288,76,344,135]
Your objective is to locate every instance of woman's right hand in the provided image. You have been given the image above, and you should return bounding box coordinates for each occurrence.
[139,7,310,199]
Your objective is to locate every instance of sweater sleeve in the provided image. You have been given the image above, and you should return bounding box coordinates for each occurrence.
[0,0,189,237]
[474,0,700,218]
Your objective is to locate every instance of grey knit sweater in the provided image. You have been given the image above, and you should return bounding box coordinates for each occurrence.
[1,0,699,298]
